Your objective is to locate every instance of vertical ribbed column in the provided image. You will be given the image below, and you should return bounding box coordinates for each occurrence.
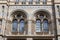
[2,6,6,36]
[28,13,32,35]
[34,17,36,35]
[28,20,32,35]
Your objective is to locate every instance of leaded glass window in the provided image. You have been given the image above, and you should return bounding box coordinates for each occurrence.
[43,19,48,32]
[36,19,41,32]
[36,0,40,4]
[28,0,33,4]
[43,0,47,4]
[19,19,25,33]
[15,0,19,4]
[12,19,18,32]
[21,0,26,4]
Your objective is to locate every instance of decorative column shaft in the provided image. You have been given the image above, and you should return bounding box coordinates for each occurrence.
[28,20,32,35]
[28,14,32,35]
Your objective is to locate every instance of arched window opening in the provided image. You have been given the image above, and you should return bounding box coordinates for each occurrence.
[43,19,48,32]
[19,19,25,33]
[36,19,42,32]
[12,19,18,32]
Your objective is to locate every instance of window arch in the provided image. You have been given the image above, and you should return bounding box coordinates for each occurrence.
[12,19,18,32]
[43,19,48,32]
[36,19,42,32]
[34,10,51,34]
[19,19,25,33]
[11,10,27,34]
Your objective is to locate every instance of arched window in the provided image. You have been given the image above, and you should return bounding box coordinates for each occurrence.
[12,19,18,32]
[19,19,25,33]
[43,19,48,32]
[36,19,41,32]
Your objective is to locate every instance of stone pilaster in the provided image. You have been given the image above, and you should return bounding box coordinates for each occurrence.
[28,20,32,35]
[28,13,32,35]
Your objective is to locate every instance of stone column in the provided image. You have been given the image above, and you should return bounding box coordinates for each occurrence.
[27,38,33,40]
[28,20,32,35]
[34,17,36,35]
[27,14,32,35]
[2,19,6,35]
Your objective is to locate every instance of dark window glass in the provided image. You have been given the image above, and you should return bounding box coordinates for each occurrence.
[12,19,18,32]
[22,0,26,4]
[29,0,33,4]
[36,0,40,4]
[43,0,47,4]
[15,0,19,4]
[36,19,41,32]
[16,0,19,2]
[43,19,48,32]
[19,19,25,33]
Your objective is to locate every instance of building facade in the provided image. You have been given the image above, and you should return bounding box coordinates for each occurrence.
[0,0,59,40]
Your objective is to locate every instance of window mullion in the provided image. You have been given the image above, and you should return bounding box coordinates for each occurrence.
[41,19,44,34]
[18,20,19,33]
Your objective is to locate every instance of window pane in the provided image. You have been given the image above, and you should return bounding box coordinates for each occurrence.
[12,19,18,32]
[43,20,48,32]
[36,20,41,32]
[19,20,25,33]
[43,0,47,4]
[36,0,40,4]
[16,0,19,2]
[28,0,33,4]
